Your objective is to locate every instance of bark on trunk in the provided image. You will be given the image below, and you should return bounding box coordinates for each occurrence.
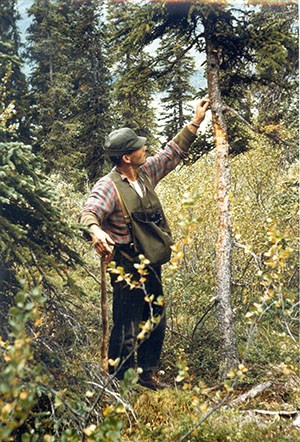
[204,19,239,378]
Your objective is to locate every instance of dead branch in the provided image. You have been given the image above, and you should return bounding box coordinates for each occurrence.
[280,293,297,343]
[191,301,217,341]
[230,381,272,406]
[248,409,299,417]
[179,386,235,441]
[82,265,102,285]
[233,240,262,269]
[166,325,190,342]
[85,380,137,422]
[293,414,300,426]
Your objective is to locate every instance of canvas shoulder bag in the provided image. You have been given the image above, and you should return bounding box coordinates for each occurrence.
[109,169,173,265]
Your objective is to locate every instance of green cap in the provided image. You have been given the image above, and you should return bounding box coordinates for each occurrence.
[105,127,147,157]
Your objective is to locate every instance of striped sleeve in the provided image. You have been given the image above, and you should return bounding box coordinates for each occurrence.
[80,176,116,224]
[141,126,197,187]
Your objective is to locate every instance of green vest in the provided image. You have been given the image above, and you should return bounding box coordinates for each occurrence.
[109,169,173,265]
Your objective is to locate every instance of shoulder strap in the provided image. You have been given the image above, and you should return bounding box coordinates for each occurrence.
[112,182,131,226]
[108,170,132,226]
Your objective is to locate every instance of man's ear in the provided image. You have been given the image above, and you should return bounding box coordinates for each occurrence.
[122,154,131,164]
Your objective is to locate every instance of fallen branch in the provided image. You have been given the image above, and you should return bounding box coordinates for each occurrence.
[230,381,272,406]
[251,409,299,417]
[85,380,138,422]
[293,414,300,426]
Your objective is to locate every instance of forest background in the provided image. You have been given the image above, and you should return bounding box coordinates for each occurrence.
[0,0,299,441]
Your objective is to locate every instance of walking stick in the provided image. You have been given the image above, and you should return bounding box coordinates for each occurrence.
[100,257,109,372]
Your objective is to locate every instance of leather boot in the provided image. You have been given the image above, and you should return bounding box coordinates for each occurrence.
[138,371,168,391]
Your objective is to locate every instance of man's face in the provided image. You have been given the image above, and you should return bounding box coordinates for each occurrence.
[127,145,147,167]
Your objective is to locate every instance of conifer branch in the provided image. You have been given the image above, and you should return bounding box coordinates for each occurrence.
[151,39,198,79]
[224,105,296,148]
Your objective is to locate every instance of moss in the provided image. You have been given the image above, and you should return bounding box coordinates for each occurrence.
[124,393,300,441]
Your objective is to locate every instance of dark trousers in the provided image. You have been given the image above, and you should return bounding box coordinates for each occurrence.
[108,246,166,379]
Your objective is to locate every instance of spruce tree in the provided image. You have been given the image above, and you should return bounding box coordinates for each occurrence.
[0,0,30,143]
[157,31,197,141]
[250,4,298,159]
[0,69,94,441]
[0,71,83,341]
[26,0,110,181]
[67,0,111,180]
[106,0,159,145]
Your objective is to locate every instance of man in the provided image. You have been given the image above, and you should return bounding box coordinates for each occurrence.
[80,98,210,390]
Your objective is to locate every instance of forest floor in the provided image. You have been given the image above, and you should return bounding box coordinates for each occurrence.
[119,373,300,441]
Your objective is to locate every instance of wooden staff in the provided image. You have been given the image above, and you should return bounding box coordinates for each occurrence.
[100,257,109,372]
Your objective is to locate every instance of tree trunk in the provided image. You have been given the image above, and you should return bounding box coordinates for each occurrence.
[204,18,239,378]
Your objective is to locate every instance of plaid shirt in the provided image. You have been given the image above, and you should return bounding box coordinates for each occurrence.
[81,140,188,245]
